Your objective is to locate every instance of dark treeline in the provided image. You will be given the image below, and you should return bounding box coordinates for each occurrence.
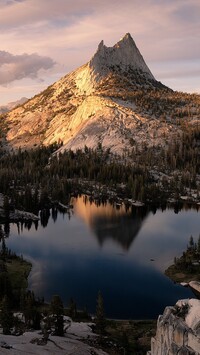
[129,125,200,191]
[0,143,152,211]
[0,124,199,215]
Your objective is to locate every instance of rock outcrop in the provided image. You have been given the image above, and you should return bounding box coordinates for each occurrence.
[89,33,155,82]
[148,299,200,355]
[189,281,200,299]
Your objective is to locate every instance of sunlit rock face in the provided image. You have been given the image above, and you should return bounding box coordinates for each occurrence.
[148,298,200,355]
[5,33,199,154]
[90,33,155,81]
[74,33,156,95]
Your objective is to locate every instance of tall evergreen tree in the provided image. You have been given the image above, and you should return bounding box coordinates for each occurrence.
[3,196,10,220]
[0,296,13,334]
[50,295,64,336]
[95,291,106,335]
[189,235,194,250]
[69,297,77,319]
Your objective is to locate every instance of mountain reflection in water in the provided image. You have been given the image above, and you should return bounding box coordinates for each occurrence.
[5,196,199,319]
[73,195,148,250]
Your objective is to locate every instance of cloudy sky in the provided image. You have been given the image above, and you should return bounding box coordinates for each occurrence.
[0,0,199,105]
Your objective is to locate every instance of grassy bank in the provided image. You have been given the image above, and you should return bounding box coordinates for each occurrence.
[97,319,156,355]
[0,252,32,305]
[165,264,200,283]
[6,257,32,295]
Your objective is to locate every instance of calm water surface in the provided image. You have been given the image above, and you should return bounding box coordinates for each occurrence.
[6,196,200,319]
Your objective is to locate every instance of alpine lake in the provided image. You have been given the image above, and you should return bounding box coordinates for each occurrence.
[5,196,200,319]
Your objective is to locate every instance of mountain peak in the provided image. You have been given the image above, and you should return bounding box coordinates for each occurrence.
[118,32,134,44]
[6,32,195,157]
[89,33,155,81]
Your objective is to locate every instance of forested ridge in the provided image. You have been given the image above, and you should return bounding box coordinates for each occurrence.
[0,123,199,215]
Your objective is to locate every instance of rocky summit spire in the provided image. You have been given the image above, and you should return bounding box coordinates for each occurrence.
[89,33,155,80]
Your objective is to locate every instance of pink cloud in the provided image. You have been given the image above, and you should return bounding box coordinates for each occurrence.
[0,50,55,85]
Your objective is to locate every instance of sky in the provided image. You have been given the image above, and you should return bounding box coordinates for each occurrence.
[0,0,200,105]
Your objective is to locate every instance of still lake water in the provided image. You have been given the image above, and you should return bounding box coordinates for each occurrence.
[6,196,200,319]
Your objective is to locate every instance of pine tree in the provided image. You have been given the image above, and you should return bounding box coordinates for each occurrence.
[50,295,64,336]
[24,291,35,327]
[69,298,77,319]
[0,269,12,301]
[189,235,194,249]
[0,296,13,334]
[23,291,41,329]
[3,196,10,220]
[95,291,106,335]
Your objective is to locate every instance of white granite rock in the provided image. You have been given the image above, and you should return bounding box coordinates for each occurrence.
[148,299,200,355]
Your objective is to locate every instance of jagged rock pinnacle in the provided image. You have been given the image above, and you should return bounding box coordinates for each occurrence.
[89,33,155,80]
[118,32,134,44]
[75,33,156,95]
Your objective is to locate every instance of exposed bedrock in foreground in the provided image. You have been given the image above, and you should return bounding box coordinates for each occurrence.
[148,298,200,354]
